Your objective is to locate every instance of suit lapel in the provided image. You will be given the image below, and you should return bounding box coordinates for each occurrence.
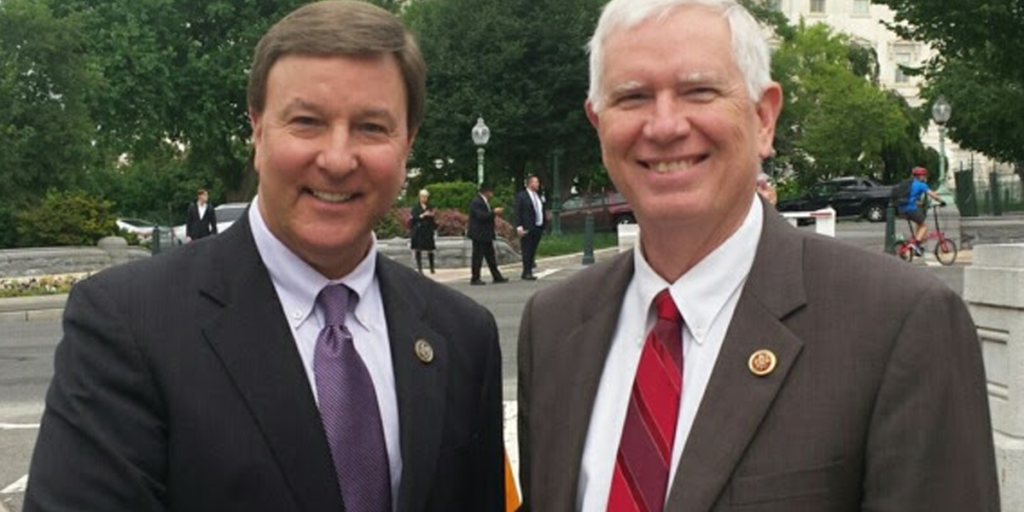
[376,257,448,512]
[199,217,343,512]
[546,253,635,508]
[665,207,808,512]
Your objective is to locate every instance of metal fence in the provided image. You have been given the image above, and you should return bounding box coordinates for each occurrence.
[955,168,1024,217]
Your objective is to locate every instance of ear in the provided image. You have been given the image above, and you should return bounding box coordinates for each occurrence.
[585,99,600,130]
[249,107,263,175]
[754,82,783,160]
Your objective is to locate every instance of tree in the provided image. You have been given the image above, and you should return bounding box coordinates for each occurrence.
[875,0,1024,164]
[402,0,604,198]
[0,0,100,247]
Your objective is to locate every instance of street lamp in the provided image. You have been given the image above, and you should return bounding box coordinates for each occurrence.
[471,117,490,186]
[931,95,953,203]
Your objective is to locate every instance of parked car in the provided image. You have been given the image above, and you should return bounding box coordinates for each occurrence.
[549,190,635,232]
[776,177,894,223]
[171,202,249,245]
[116,218,158,242]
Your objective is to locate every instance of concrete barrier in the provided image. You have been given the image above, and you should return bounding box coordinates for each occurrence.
[964,243,1024,512]
[0,239,149,278]
[780,207,837,237]
[617,224,640,253]
[376,236,520,269]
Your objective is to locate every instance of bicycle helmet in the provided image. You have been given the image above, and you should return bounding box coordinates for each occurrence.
[912,166,928,177]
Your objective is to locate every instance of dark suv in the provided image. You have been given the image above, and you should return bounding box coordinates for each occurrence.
[550,190,635,232]
[777,177,893,223]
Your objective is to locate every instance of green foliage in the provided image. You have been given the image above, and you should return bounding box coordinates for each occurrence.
[770,22,917,188]
[0,0,100,213]
[43,0,307,198]
[374,207,410,240]
[536,232,616,258]
[15,190,118,247]
[419,181,479,211]
[875,0,1024,163]
[402,0,604,197]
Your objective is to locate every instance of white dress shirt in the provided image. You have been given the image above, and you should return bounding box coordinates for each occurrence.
[248,198,402,510]
[529,189,543,227]
[197,202,207,220]
[576,195,764,511]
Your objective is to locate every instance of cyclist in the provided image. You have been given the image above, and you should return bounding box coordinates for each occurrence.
[899,166,945,255]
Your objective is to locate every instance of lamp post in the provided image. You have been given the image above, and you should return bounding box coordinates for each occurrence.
[471,117,490,186]
[931,95,953,204]
[551,149,562,236]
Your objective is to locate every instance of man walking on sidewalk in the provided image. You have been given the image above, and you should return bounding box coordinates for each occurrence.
[468,184,508,285]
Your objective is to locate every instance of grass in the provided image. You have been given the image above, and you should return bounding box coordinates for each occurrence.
[536,231,619,258]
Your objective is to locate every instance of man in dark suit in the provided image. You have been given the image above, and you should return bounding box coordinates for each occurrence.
[185,188,217,242]
[467,183,508,285]
[517,1,1000,511]
[26,3,504,511]
[515,175,545,280]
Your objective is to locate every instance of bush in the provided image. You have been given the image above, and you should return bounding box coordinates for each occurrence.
[374,205,519,251]
[15,190,118,247]
[375,207,411,239]
[418,181,477,211]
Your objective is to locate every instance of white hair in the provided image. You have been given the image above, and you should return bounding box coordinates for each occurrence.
[586,0,772,111]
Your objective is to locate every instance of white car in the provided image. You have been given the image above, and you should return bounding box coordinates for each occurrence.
[171,202,249,245]
[116,218,158,242]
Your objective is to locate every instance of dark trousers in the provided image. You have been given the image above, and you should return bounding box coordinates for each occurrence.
[471,240,503,282]
[520,228,542,277]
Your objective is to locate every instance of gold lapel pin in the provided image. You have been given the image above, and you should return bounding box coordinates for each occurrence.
[748,349,777,377]
[415,339,434,364]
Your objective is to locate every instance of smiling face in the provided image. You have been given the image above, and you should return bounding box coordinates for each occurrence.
[586,5,780,238]
[250,54,415,278]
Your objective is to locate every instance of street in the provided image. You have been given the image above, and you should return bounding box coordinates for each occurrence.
[0,220,968,511]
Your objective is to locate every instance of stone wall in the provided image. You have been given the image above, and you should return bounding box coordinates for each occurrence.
[964,243,1024,512]
[377,236,520,268]
[0,237,150,278]
[960,214,1024,249]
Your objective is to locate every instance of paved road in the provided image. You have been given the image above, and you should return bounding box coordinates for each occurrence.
[0,220,970,511]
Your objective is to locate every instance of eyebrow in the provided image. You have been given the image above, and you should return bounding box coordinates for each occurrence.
[280,99,326,118]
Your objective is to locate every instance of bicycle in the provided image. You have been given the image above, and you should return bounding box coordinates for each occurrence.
[893,204,958,265]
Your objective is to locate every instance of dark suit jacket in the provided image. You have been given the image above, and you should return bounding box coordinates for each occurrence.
[186,202,218,240]
[26,213,505,512]
[468,194,497,242]
[518,203,999,511]
[515,190,545,233]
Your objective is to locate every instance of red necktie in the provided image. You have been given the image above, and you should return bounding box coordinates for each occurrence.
[607,289,684,512]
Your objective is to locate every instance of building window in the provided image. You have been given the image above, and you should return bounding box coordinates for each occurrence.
[894,51,911,83]
[853,0,869,14]
[810,0,826,13]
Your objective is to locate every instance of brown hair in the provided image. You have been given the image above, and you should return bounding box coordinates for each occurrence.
[247,1,426,132]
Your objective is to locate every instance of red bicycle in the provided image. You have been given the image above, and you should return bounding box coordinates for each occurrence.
[893,204,958,265]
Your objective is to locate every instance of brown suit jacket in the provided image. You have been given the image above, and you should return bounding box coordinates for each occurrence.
[517,204,999,511]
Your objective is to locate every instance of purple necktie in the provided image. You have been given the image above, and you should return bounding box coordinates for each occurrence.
[314,284,391,512]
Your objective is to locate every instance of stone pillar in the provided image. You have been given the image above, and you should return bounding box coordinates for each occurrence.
[964,243,1024,511]
[98,236,130,267]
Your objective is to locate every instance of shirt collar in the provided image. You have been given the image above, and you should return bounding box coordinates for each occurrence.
[631,194,763,344]
[249,196,378,330]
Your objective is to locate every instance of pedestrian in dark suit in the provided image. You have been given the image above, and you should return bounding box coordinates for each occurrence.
[25,3,504,511]
[517,1,999,511]
[185,188,217,242]
[467,184,508,285]
[515,175,545,280]
[410,188,437,273]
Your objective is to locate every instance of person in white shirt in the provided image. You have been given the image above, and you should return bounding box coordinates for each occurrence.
[185,188,218,242]
[516,0,998,510]
[515,175,546,280]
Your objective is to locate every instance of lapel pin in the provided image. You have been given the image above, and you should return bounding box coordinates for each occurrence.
[414,339,434,364]
[748,349,777,377]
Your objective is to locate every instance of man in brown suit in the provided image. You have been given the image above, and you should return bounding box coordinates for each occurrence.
[516,0,1000,511]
